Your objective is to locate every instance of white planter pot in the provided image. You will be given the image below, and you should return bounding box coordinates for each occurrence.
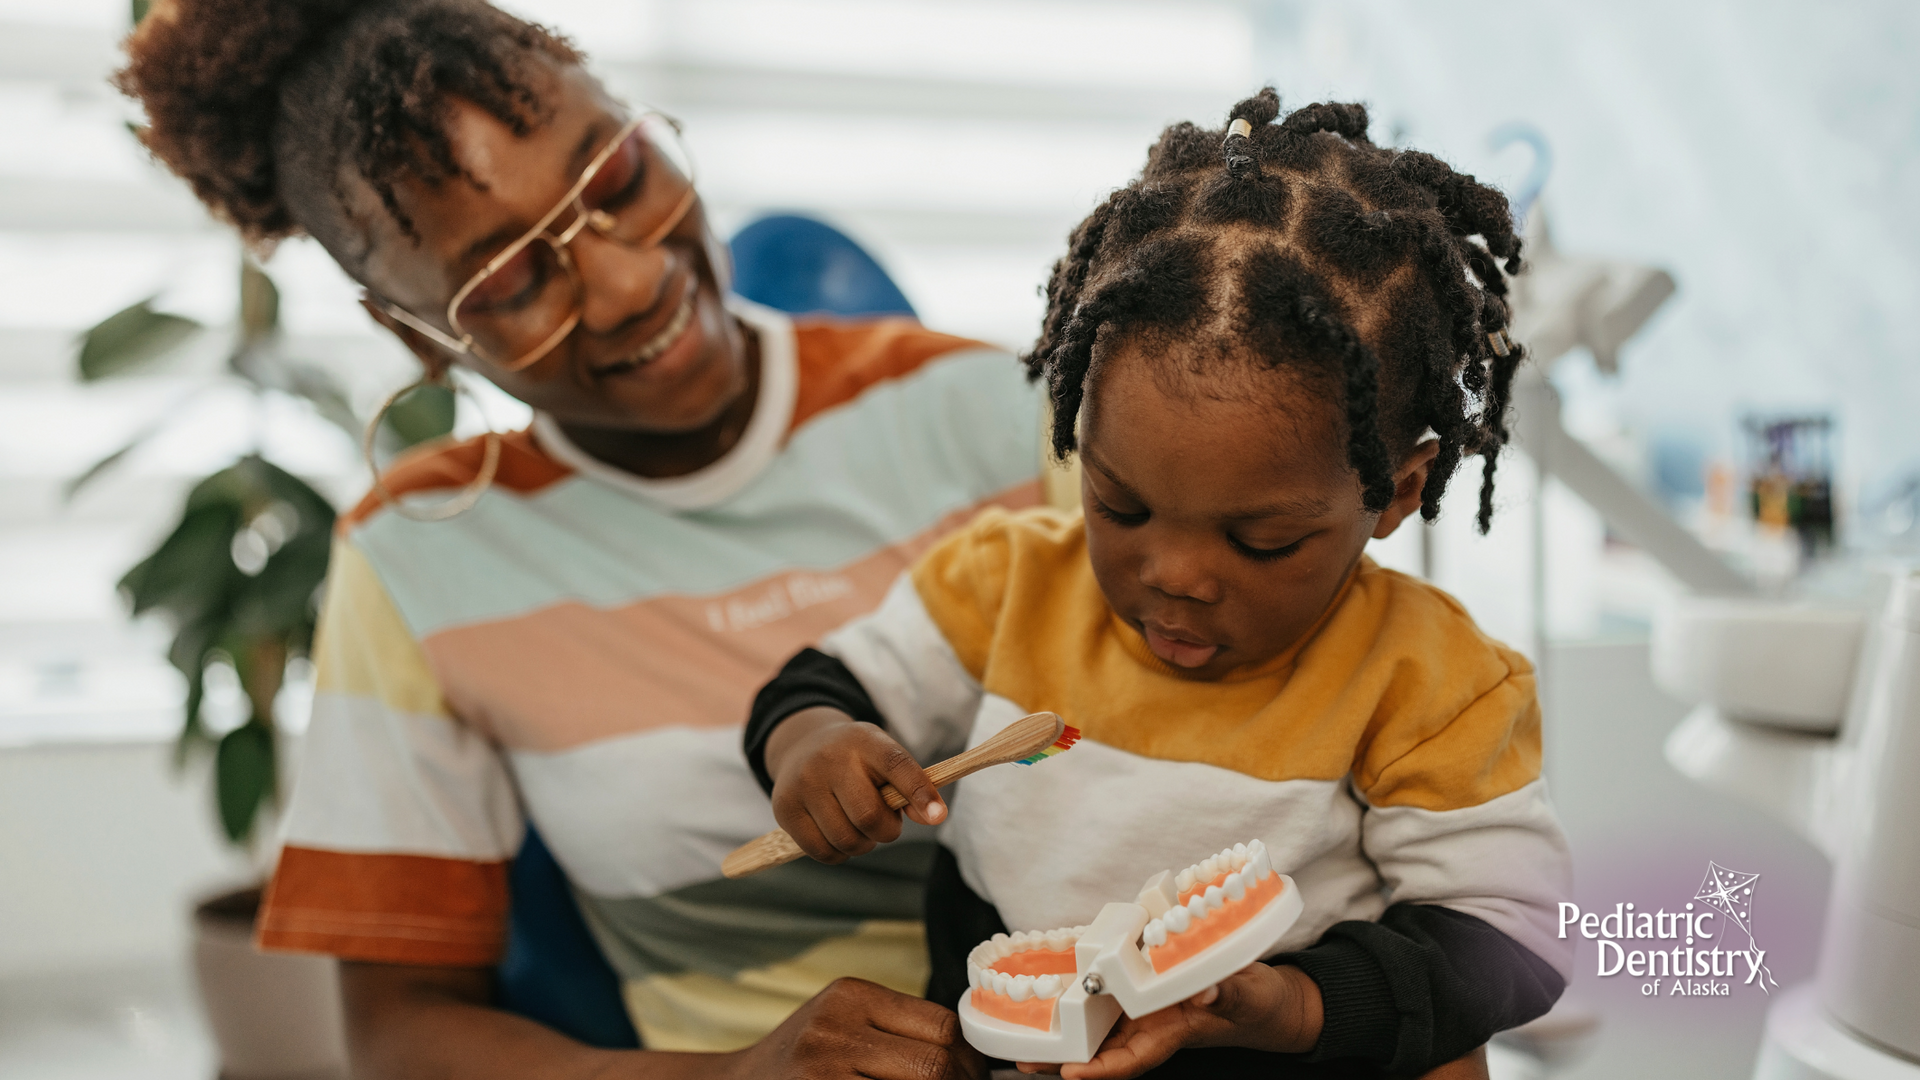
[191,888,348,1080]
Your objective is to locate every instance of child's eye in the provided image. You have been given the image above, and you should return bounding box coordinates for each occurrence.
[1231,535,1305,562]
[1092,498,1149,527]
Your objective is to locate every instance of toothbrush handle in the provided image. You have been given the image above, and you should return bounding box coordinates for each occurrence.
[875,752,979,810]
[720,827,807,879]
[718,755,976,879]
[721,712,1063,879]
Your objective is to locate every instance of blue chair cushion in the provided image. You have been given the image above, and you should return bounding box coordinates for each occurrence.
[730,213,916,319]
[499,826,640,1048]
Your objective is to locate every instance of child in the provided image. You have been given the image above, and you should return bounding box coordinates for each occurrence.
[744,90,1571,1079]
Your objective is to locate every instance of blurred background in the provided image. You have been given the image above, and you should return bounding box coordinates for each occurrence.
[2,1,1916,1078]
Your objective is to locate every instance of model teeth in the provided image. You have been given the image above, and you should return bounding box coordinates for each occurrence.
[1174,842,1268,900]
[1138,840,1277,949]
[968,926,1081,1001]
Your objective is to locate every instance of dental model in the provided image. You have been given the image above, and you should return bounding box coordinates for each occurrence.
[958,839,1302,1063]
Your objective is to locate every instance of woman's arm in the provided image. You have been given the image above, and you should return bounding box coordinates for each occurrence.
[342,962,986,1080]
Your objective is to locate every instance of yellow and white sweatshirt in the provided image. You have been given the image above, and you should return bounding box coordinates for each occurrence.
[748,504,1572,1073]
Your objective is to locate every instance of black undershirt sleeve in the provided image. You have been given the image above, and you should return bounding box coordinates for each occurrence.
[925,846,1564,1079]
[745,647,886,796]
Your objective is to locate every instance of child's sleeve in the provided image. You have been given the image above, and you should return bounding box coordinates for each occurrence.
[257,539,525,965]
[745,572,987,793]
[1279,651,1571,1070]
[746,510,1018,790]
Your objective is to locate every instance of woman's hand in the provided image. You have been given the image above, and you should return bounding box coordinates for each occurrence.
[726,977,986,1080]
[764,706,946,864]
[1015,963,1323,1079]
[341,963,982,1080]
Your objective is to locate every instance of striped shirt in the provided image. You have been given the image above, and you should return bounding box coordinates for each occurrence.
[258,299,1046,1051]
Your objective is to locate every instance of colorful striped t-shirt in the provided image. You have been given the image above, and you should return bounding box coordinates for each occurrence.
[257,298,1046,1050]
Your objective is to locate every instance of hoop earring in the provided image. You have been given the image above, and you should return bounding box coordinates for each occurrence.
[360,369,502,522]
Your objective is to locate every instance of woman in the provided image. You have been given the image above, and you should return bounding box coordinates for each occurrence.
[119,1,1045,1076]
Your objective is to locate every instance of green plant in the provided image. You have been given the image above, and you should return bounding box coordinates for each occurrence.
[72,260,454,843]
[89,0,454,846]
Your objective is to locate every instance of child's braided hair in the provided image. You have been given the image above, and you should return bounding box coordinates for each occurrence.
[1026,88,1526,532]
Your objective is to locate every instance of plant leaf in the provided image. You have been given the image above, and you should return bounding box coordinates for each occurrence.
[172,653,212,770]
[64,434,149,502]
[62,385,210,501]
[284,364,361,440]
[214,721,275,842]
[250,455,340,531]
[78,299,202,381]
[379,381,456,453]
[233,461,336,648]
[235,529,331,644]
[119,503,244,621]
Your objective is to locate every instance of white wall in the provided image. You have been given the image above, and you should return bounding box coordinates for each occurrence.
[0,741,251,978]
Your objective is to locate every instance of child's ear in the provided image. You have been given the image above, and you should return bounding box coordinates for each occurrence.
[1371,439,1440,540]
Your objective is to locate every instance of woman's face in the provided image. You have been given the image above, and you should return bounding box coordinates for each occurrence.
[358,64,748,434]
[1078,342,1435,680]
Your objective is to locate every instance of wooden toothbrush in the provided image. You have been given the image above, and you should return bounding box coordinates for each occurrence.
[722,711,1080,879]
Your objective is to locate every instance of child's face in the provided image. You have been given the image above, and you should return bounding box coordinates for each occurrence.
[1080,345,1434,680]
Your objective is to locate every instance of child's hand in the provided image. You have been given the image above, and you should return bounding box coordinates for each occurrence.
[764,706,947,864]
[1015,962,1322,1079]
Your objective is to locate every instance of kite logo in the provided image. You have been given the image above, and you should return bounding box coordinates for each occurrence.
[1556,861,1781,997]
[1692,861,1778,993]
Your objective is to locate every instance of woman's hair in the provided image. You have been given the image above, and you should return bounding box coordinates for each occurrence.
[116,0,580,268]
[1027,89,1526,532]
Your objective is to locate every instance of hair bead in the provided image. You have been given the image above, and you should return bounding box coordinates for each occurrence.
[1223,117,1257,178]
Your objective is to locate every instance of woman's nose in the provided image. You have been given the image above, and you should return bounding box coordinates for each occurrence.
[1138,542,1222,604]
[569,229,675,334]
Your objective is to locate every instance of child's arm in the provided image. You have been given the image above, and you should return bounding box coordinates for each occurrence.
[744,574,987,863]
[1028,905,1541,1080]
[759,700,947,863]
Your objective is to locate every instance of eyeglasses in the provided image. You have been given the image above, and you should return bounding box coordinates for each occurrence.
[380,111,698,372]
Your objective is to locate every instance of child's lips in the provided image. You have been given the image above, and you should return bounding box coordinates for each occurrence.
[1141,623,1221,669]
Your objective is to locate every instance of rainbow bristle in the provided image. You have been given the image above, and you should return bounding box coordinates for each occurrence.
[1014,725,1082,766]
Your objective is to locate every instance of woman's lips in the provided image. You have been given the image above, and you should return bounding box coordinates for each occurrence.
[588,280,698,379]
[1141,623,1220,669]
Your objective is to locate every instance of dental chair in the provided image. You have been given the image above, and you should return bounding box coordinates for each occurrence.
[496,213,916,1048]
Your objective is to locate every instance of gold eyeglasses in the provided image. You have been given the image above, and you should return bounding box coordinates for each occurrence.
[380,110,698,372]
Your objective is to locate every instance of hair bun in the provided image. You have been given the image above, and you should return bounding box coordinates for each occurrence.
[117,0,372,240]
[1227,88,1282,130]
